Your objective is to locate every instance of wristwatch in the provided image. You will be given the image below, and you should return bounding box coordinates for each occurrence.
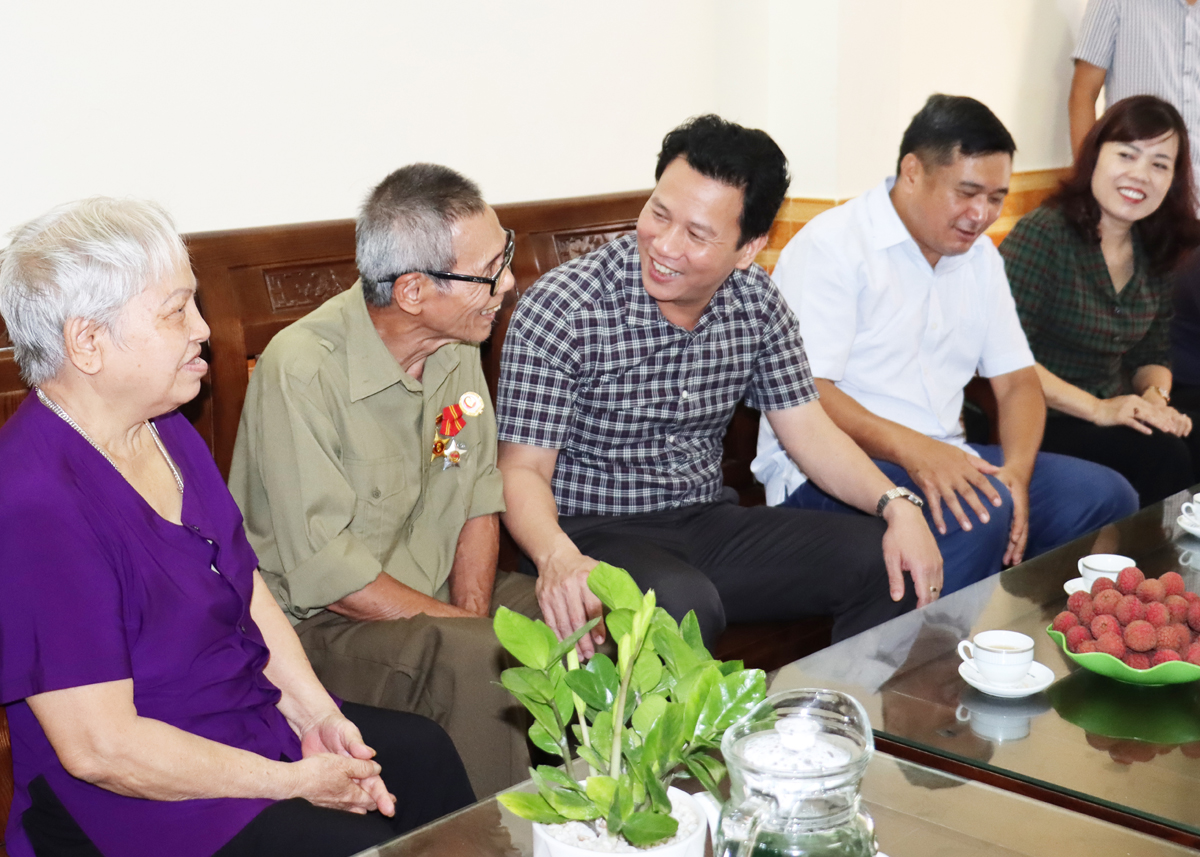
[1147,385,1171,405]
[876,486,924,517]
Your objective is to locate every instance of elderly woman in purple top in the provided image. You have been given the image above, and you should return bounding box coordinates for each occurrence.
[0,199,473,857]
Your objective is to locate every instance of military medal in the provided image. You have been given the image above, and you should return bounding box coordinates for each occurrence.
[431,391,484,468]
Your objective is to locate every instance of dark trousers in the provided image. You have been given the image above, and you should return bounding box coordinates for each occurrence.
[1040,413,1200,506]
[24,703,474,857]
[527,489,918,648]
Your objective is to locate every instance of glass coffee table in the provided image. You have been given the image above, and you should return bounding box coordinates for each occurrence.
[772,488,1200,847]
[354,752,1198,856]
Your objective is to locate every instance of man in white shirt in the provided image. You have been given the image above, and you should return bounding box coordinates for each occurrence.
[753,95,1138,593]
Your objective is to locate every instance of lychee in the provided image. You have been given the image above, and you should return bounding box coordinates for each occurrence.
[1093,589,1123,616]
[1145,602,1171,627]
[1095,633,1127,659]
[1052,611,1079,633]
[1114,594,1145,625]
[1152,649,1182,666]
[1160,571,1186,597]
[1091,614,1122,638]
[1091,577,1116,596]
[1066,625,1093,651]
[1124,620,1157,652]
[1166,594,1190,624]
[1116,566,1145,595]
[1123,652,1151,670]
[1137,579,1167,603]
[1067,591,1092,616]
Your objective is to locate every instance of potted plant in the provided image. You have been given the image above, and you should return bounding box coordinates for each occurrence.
[493,563,766,854]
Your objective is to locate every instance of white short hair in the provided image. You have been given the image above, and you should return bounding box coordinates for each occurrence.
[0,198,188,386]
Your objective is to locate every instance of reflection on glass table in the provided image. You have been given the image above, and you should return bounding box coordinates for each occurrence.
[772,488,1200,842]
[353,753,1197,857]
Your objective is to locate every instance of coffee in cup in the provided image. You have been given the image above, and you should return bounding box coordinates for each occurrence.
[957,630,1034,686]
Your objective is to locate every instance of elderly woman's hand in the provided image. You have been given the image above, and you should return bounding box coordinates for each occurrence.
[300,712,396,816]
[286,753,388,814]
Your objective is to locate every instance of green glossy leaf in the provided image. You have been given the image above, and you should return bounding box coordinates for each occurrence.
[680,611,709,657]
[584,775,618,815]
[653,626,703,679]
[549,661,577,724]
[622,810,678,847]
[565,668,616,712]
[523,698,564,742]
[549,616,602,664]
[497,791,568,824]
[717,659,744,676]
[631,648,663,694]
[630,692,667,738]
[587,653,620,692]
[588,709,614,767]
[576,744,608,774]
[642,701,686,775]
[528,722,564,757]
[605,609,634,646]
[651,607,678,636]
[588,562,644,611]
[500,667,556,704]
[684,752,726,799]
[494,607,559,670]
[696,669,766,742]
[532,765,583,792]
[678,664,720,739]
[544,786,601,820]
[643,769,672,814]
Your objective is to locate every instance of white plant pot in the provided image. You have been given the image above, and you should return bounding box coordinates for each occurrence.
[531,787,708,857]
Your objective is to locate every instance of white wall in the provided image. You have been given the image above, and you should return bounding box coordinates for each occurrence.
[0,0,724,234]
[0,0,1088,236]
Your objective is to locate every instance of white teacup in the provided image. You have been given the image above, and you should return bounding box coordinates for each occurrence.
[1181,550,1200,570]
[1077,553,1134,583]
[1182,502,1200,526]
[958,630,1034,686]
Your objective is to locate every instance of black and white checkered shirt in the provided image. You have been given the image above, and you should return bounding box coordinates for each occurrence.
[496,234,817,516]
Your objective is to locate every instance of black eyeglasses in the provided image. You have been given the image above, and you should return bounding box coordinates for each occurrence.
[378,229,515,297]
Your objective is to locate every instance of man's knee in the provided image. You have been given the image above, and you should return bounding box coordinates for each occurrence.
[628,565,726,649]
[1036,452,1138,525]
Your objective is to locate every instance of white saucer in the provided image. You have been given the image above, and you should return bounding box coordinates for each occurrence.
[1179,515,1200,539]
[1063,577,1091,596]
[958,659,1054,699]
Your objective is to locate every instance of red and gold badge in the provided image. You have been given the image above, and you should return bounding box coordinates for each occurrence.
[430,392,484,469]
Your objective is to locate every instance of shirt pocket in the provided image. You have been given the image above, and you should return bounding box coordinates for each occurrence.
[342,455,419,559]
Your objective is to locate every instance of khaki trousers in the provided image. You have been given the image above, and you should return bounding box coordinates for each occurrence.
[294,571,540,799]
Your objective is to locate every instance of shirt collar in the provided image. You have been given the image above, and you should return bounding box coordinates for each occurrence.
[344,280,460,402]
[618,233,745,330]
[868,176,981,274]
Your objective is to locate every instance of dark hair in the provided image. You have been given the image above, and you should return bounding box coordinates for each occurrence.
[655,114,790,247]
[357,163,487,306]
[896,94,1016,175]
[1049,95,1200,275]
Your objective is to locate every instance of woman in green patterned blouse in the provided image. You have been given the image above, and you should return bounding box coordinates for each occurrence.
[1001,95,1200,505]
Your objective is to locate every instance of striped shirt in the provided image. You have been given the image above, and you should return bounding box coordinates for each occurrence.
[496,234,817,516]
[1074,0,1200,182]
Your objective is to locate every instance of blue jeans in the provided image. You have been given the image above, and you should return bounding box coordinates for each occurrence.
[781,445,1138,595]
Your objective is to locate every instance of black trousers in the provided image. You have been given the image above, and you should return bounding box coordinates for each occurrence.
[24,703,474,857]
[526,490,918,648]
[1040,413,1200,507]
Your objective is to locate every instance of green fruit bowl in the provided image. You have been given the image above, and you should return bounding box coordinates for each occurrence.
[1047,626,1200,686]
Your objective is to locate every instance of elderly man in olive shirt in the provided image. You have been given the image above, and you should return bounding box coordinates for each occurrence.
[229,164,539,799]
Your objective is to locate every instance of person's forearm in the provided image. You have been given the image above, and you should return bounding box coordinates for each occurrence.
[327,572,473,622]
[991,367,1045,481]
[1068,60,1106,160]
[448,513,499,616]
[1132,364,1173,399]
[811,379,938,472]
[250,572,341,733]
[497,444,580,569]
[766,400,895,514]
[28,682,304,803]
[1033,362,1102,421]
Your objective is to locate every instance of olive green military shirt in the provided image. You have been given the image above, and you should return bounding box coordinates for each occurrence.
[228,282,505,622]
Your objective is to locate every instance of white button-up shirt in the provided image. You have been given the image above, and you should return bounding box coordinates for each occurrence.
[751,179,1034,505]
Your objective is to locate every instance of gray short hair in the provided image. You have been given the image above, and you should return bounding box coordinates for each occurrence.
[0,197,188,387]
[357,164,487,307]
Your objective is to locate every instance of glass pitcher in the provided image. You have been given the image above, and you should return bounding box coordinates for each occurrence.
[714,688,877,857]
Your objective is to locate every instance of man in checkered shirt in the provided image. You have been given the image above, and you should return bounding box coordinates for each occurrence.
[496,115,942,657]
